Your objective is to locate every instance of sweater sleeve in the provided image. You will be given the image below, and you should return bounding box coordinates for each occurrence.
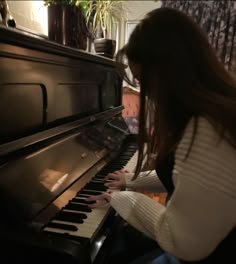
[110,118,236,261]
[124,170,166,193]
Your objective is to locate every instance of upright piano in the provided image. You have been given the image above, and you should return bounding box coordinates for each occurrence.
[0,26,137,263]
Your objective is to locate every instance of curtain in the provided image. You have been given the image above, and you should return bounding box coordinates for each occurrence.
[162,0,236,71]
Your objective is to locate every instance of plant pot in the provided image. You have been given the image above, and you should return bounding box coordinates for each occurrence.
[94,38,116,58]
[48,4,88,50]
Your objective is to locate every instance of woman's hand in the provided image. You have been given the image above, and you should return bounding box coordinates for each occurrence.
[104,170,128,189]
[84,169,130,208]
[85,192,112,209]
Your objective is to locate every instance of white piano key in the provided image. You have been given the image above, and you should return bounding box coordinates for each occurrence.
[44,205,111,239]
[123,150,138,172]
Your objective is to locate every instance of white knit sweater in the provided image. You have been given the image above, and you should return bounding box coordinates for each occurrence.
[110,117,236,261]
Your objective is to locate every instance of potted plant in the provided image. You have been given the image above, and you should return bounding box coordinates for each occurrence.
[43,0,90,50]
[77,0,123,58]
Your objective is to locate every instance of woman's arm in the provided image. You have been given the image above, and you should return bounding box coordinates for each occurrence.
[105,170,166,193]
[125,170,166,193]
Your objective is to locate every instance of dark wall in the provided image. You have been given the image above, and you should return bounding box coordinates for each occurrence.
[162,0,236,71]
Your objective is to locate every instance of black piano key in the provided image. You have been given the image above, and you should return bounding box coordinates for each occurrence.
[90,180,111,185]
[47,222,78,231]
[76,194,91,198]
[64,203,92,212]
[71,198,95,205]
[102,166,123,170]
[90,180,107,183]
[106,164,123,167]
[85,181,107,187]
[80,188,102,193]
[62,211,88,219]
[101,170,122,174]
[92,179,112,183]
[84,184,107,191]
[54,211,84,223]
[94,175,106,179]
[79,190,103,196]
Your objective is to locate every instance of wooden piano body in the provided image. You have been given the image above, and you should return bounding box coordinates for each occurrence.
[0,26,137,263]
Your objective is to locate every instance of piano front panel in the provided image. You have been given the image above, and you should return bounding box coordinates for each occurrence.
[0,30,121,144]
[0,83,45,141]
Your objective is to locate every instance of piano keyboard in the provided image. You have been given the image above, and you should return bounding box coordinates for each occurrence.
[43,143,138,240]
[123,148,138,172]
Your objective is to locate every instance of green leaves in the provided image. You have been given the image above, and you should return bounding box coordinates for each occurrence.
[84,0,123,38]
[43,0,125,39]
[43,0,80,6]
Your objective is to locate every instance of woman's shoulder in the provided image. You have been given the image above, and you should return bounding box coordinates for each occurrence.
[174,116,236,199]
[177,116,233,153]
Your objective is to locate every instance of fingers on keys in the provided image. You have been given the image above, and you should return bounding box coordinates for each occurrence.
[104,173,120,187]
[105,171,121,180]
[85,192,112,208]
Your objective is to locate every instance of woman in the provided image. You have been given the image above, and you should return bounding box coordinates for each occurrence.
[86,7,236,263]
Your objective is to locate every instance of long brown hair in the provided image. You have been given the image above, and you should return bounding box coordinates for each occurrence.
[116,7,236,179]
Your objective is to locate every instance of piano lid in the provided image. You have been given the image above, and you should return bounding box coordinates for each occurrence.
[0,25,116,65]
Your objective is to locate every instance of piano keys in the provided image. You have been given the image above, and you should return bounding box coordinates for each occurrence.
[43,143,137,240]
[0,25,138,264]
